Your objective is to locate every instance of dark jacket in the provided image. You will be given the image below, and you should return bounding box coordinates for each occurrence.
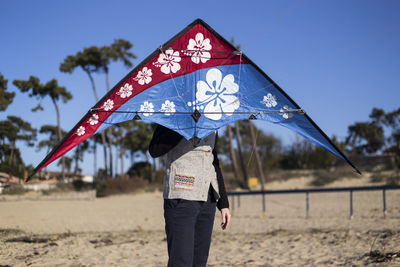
[149,125,229,210]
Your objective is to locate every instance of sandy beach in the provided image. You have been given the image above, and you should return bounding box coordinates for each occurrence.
[1,176,399,266]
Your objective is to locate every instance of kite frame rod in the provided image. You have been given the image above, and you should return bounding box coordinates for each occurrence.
[163,47,240,54]
[90,109,305,115]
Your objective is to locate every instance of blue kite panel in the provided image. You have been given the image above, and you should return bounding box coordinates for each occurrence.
[96,64,344,160]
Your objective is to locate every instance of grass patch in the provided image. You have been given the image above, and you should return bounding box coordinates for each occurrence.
[0,228,25,236]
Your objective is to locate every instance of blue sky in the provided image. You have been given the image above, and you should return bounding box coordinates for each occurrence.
[1,0,400,175]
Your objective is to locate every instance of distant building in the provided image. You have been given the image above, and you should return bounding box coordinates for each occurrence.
[82,175,94,183]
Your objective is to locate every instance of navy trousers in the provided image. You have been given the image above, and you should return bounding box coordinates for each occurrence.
[164,188,217,267]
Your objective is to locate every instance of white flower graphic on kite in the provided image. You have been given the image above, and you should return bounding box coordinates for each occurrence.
[280,105,294,119]
[196,68,240,120]
[76,126,85,136]
[117,83,133,98]
[88,114,99,125]
[161,100,176,116]
[134,67,152,85]
[262,93,277,108]
[140,101,154,116]
[186,33,212,64]
[153,48,181,74]
[102,99,114,111]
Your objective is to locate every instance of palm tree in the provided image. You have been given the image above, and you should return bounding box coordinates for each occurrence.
[13,77,72,179]
[60,46,109,175]
[101,39,137,92]
[99,39,137,177]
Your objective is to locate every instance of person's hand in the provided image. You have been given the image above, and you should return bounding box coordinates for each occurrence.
[220,208,231,230]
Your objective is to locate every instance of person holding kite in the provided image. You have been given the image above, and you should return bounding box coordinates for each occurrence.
[149,124,231,267]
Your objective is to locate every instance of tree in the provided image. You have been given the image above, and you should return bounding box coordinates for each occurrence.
[101,39,137,91]
[1,116,36,163]
[0,116,36,171]
[60,39,137,177]
[235,121,282,174]
[0,116,36,180]
[89,133,104,177]
[60,47,103,100]
[226,125,241,185]
[233,121,249,188]
[37,125,66,155]
[121,121,154,181]
[0,73,15,111]
[60,46,109,175]
[13,77,72,178]
[383,108,400,169]
[345,109,385,155]
[73,140,89,174]
[248,120,266,190]
[346,122,384,155]
[100,39,137,177]
[58,156,72,173]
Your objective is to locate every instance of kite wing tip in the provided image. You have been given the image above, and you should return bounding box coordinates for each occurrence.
[25,173,34,183]
[26,167,41,183]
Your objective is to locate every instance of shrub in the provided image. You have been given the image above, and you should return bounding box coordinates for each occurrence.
[96,177,148,197]
[72,179,93,191]
[2,184,28,195]
[310,167,358,186]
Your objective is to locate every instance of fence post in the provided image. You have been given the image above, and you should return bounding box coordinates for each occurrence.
[262,192,266,214]
[231,195,235,211]
[306,192,310,219]
[349,190,353,220]
[238,194,241,208]
[383,189,387,218]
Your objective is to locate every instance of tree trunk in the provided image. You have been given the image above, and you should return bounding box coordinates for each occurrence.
[85,70,108,175]
[74,145,79,174]
[107,129,113,177]
[105,71,113,177]
[120,147,125,177]
[101,132,108,175]
[93,141,97,177]
[86,71,99,101]
[235,121,249,189]
[105,71,111,94]
[51,97,65,180]
[227,125,241,186]
[10,140,16,162]
[249,121,266,191]
[115,143,119,176]
[145,153,154,183]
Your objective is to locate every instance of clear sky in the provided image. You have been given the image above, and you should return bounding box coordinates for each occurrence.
[1,0,400,175]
